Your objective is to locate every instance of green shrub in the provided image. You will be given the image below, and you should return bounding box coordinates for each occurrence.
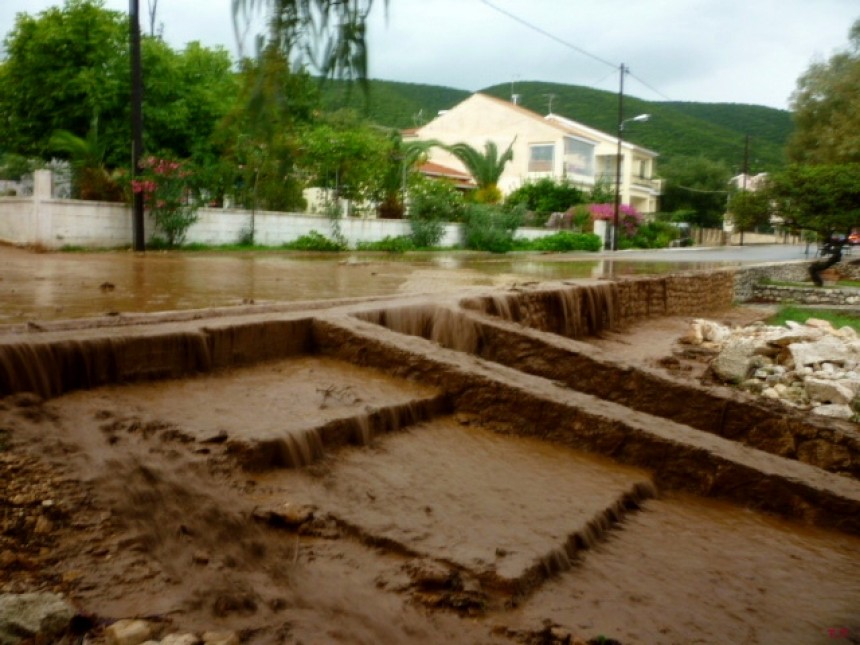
[407,175,464,247]
[621,221,677,249]
[505,178,585,218]
[518,231,602,252]
[282,230,347,252]
[409,217,447,248]
[355,236,414,253]
[462,204,524,253]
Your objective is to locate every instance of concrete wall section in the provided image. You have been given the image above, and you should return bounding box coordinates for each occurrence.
[38,200,143,248]
[0,198,34,246]
[0,195,499,250]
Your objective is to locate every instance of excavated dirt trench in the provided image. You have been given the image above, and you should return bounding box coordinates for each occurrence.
[1,276,860,644]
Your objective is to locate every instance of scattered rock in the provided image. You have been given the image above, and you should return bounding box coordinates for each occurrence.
[202,631,240,645]
[105,618,156,645]
[710,338,760,383]
[805,379,854,405]
[811,404,854,420]
[790,335,857,368]
[0,592,76,645]
[160,633,200,645]
[685,317,860,418]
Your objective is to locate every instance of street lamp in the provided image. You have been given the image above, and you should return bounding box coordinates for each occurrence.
[612,113,650,251]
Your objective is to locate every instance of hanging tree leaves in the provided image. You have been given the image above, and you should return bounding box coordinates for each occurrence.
[231,0,386,82]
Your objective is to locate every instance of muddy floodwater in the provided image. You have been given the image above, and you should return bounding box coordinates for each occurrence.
[2,242,857,645]
[0,243,810,324]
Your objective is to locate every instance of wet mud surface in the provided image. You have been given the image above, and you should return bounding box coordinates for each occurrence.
[1,259,859,644]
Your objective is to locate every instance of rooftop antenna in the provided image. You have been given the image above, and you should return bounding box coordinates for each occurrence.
[510,74,521,104]
[545,93,556,114]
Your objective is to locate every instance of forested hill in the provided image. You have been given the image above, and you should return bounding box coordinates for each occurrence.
[321,79,793,171]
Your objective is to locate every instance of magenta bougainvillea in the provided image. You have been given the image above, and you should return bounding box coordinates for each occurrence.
[588,203,643,236]
[131,156,197,246]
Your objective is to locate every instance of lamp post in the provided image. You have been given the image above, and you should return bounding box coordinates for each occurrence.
[612,112,649,251]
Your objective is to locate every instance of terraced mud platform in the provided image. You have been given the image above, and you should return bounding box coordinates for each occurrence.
[1,273,859,644]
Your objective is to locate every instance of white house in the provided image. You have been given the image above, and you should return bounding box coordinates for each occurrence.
[407,93,662,213]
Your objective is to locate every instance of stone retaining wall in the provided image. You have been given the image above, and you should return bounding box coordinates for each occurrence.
[733,262,814,302]
[752,284,860,306]
[734,259,860,306]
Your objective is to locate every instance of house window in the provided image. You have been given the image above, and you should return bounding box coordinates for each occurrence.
[564,137,595,177]
[529,144,555,173]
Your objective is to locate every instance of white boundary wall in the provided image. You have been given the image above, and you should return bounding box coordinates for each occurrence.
[0,170,557,250]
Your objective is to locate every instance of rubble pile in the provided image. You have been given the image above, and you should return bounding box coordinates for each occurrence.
[681,317,860,421]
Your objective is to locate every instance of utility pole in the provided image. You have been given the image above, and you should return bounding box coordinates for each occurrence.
[130,0,145,251]
[740,134,750,246]
[612,63,628,252]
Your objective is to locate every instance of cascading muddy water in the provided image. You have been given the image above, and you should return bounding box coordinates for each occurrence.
[234,395,450,470]
[460,283,620,339]
[532,480,656,584]
[355,305,483,353]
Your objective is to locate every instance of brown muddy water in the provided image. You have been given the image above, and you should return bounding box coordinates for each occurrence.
[2,244,858,644]
[0,244,803,324]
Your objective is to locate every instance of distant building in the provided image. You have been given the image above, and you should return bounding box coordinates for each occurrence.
[406,93,662,213]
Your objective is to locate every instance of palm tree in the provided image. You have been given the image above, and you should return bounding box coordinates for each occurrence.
[49,120,122,202]
[445,139,515,204]
[377,134,440,218]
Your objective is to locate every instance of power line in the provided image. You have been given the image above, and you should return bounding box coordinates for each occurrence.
[628,72,673,102]
[479,0,617,71]
[479,0,673,102]
[676,185,729,194]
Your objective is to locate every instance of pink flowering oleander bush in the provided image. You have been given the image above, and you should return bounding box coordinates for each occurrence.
[131,156,198,247]
[588,202,643,237]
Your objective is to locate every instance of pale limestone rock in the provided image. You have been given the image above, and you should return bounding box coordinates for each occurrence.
[711,338,760,383]
[202,631,240,645]
[160,633,200,645]
[811,404,854,420]
[790,335,857,368]
[762,387,780,399]
[836,326,859,340]
[105,619,155,645]
[805,379,855,405]
[764,326,823,347]
[680,320,704,345]
[700,319,732,343]
[805,318,836,332]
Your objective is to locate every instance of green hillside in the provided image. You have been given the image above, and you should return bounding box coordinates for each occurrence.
[320,79,470,130]
[480,82,790,171]
[320,78,792,172]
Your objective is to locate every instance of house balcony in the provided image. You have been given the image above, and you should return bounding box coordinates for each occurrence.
[596,173,662,194]
[632,176,663,193]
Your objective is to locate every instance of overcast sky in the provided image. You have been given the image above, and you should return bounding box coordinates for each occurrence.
[1,0,857,110]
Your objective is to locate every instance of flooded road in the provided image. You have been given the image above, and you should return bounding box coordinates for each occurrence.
[0,243,809,323]
[1,246,858,644]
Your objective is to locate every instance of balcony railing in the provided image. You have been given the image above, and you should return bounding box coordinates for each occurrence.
[596,173,662,193]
